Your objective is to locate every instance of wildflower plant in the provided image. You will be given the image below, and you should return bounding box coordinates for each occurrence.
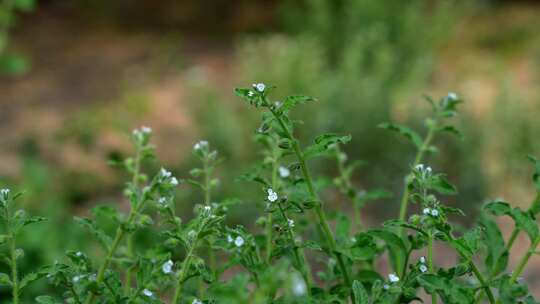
[2,84,540,303]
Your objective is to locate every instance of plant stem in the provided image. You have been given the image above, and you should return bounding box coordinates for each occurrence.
[6,209,19,304]
[84,224,128,304]
[398,124,436,236]
[427,232,437,304]
[85,172,146,304]
[277,202,312,295]
[266,156,278,265]
[476,194,540,303]
[172,247,195,304]
[449,233,495,304]
[396,121,437,276]
[268,108,353,302]
[125,147,141,294]
[510,236,540,284]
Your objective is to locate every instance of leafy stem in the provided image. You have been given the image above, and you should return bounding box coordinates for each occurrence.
[267,106,354,301]
[398,120,437,237]
[427,231,436,304]
[510,235,540,284]
[124,146,141,295]
[5,207,19,304]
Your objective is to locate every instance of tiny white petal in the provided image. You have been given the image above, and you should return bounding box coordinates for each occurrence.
[227,234,233,243]
[158,197,167,205]
[292,274,307,296]
[388,273,400,283]
[423,208,431,215]
[141,126,152,133]
[255,83,266,92]
[162,260,174,274]
[142,289,153,297]
[267,188,278,202]
[419,264,428,273]
[170,177,179,186]
[415,164,424,171]
[419,256,426,264]
[279,166,290,178]
[234,236,244,247]
[431,209,439,217]
[288,219,295,228]
[192,299,203,304]
[448,92,458,100]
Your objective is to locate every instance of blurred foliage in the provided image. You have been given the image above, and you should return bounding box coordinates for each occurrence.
[0,0,36,75]
[191,0,486,220]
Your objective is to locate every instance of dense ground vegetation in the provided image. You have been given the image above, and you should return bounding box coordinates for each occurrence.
[2,85,540,303]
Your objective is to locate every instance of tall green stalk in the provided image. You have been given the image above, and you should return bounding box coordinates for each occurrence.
[268,106,354,302]
[427,231,436,304]
[5,207,19,304]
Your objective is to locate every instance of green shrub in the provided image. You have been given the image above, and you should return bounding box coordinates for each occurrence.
[1,84,539,303]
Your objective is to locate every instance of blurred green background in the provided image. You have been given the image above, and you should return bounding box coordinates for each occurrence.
[2,0,540,301]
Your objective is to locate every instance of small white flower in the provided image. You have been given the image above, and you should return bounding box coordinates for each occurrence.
[292,274,307,296]
[419,256,426,264]
[234,236,244,247]
[288,219,295,228]
[72,275,82,283]
[170,177,179,186]
[142,289,153,297]
[383,284,390,290]
[431,209,439,217]
[192,299,203,304]
[204,205,211,212]
[158,197,167,205]
[194,140,209,151]
[75,251,83,257]
[426,166,432,173]
[447,92,458,101]
[227,234,233,243]
[160,168,172,178]
[267,188,278,202]
[423,208,431,215]
[162,260,174,274]
[415,164,424,171]
[388,273,400,283]
[279,166,290,178]
[0,188,10,195]
[419,264,428,273]
[254,83,266,92]
[247,91,254,97]
[141,126,152,134]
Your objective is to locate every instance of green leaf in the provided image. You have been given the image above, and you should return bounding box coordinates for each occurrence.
[429,175,457,195]
[417,274,447,293]
[35,296,61,304]
[281,95,316,112]
[352,280,369,304]
[20,270,48,290]
[304,133,352,159]
[479,215,508,275]
[511,209,539,242]
[367,229,407,272]
[483,200,512,216]
[438,125,463,139]
[378,122,423,149]
[0,272,12,286]
[23,216,47,227]
[528,155,540,197]
[74,217,112,251]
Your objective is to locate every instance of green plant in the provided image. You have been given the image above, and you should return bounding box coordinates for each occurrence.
[0,0,36,75]
[0,188,47,304]
[2,84,540,303]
